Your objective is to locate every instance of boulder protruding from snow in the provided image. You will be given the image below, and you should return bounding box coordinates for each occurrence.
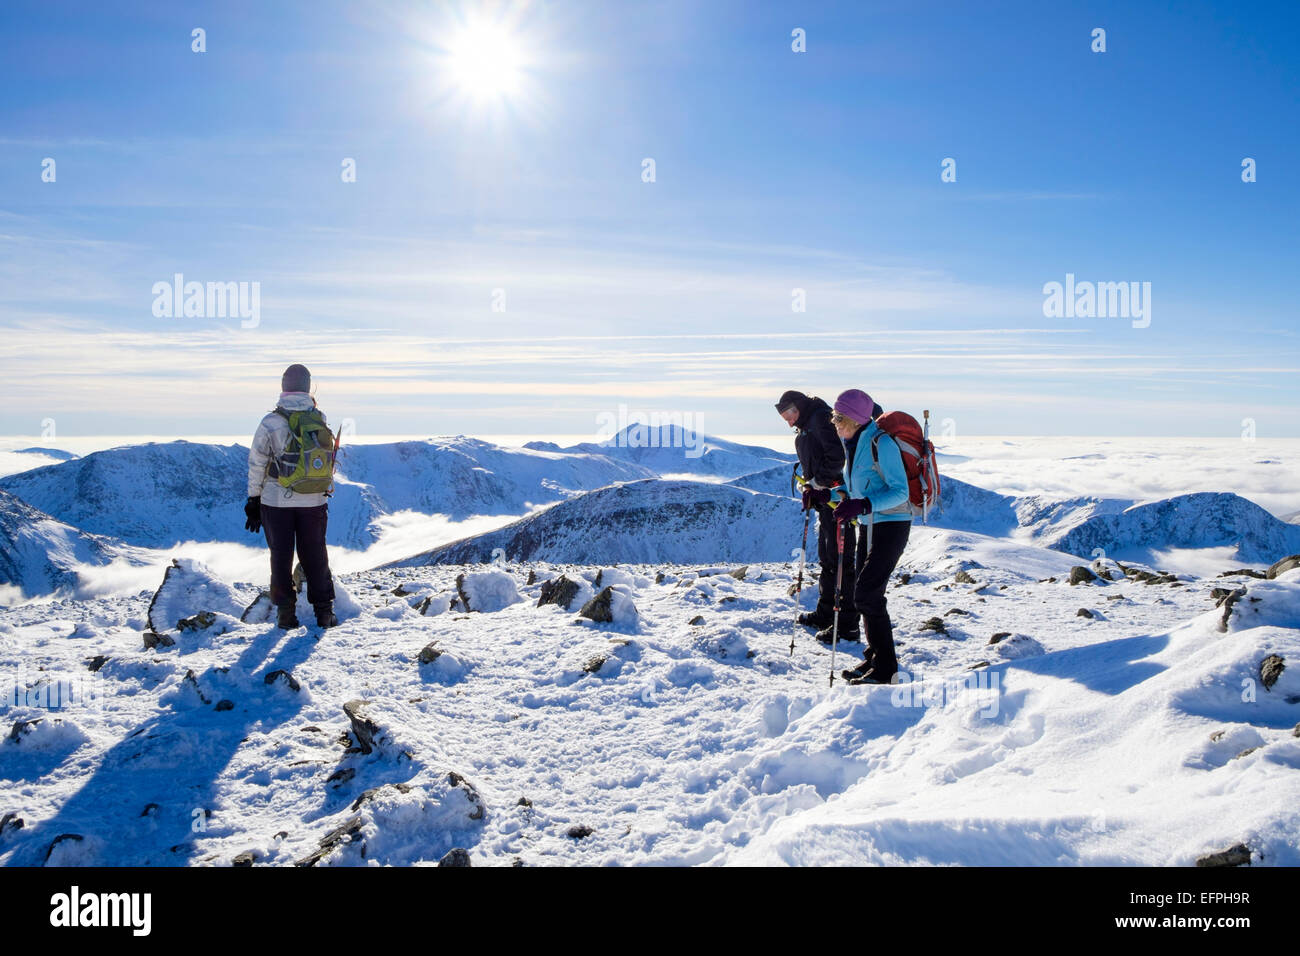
[579,586,638,625]
[343,699,381,755]
[537,575,581,611]
[1267,554,1300,579]
[1068,566,1097,586]
[1260,654,1285,691]
[147,558,246,634]
[454,570,522,613]
[1196,843,1251,867]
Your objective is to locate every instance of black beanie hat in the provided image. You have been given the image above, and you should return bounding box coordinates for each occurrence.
[775,390,808,414]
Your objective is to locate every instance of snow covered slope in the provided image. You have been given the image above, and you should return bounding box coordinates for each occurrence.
[0,442,277,549]
[934,479,1300,565]
[0,438,654,553]
[529,424,795,479]
[337,437,655,517]
[2,531,1294,866]
[1049,492,1300,565]
[0,489,141,603]
[726,463,796,498]
[384,479,803,566]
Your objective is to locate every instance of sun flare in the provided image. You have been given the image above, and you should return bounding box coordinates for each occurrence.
[445,21,527,101]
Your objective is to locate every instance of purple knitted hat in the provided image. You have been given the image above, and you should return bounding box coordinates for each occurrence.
[833,388,874,425]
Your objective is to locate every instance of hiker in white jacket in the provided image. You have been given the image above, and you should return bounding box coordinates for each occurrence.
[244,364,337,628]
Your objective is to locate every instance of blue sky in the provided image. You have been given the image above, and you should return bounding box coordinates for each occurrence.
[1,0,1297,441]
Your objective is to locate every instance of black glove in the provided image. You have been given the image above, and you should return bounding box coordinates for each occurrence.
[801,486,831,510]
[244,496,262,533]
[833,497,870,523]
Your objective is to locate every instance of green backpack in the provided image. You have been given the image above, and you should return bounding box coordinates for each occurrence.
[269,407,337,495]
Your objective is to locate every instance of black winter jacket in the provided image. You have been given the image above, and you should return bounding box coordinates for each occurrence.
[793,397,845,489]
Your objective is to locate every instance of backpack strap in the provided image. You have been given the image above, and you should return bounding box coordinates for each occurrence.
[869,431,914,517]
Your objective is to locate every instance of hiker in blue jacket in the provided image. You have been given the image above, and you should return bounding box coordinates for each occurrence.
[828,388,911,684]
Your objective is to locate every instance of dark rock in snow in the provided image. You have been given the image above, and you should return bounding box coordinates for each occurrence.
[232,850,257,867]
[1068,566,1097,586]
[526,569,537,585]
[1260,654,1285,691]
[141,803,160,817]
[989,632,1012,644]
[264,669,300,692]
[177,611,217,633]
[447,772,486,821]
[583,655,607,674]
[1267,554,1300,579]
[0,812,24,836]
[142,630,175,650]
[954,570,977,585]
[327,767,356,787]
[438,847,472,867]
[295,815,364,867]
[241,591,274,623]
[1076,608,1095,619]
[8,717,43,742]
[579,586,616,623]
[350,782,412,812]
[85,655,109,672]
[729,565,750,580]
[1196,843,1251,867]
[182,669,211,704]
[417,642,443,664]
[215,699,234,712]
[689,615,705,625]
[343,699,380,755]
[944,607,970,617]
[897,572,912,585]
[1219,568,1268,579]
[566,824,594,840]
[919,617,947,634]
[516,796,533,807]
[43,832,84,864]
[1215,587,1247,632]
[1234,747,1260,760]
[536,575,580,611]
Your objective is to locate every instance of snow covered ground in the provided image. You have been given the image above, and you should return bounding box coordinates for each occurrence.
[2,531,1297,866]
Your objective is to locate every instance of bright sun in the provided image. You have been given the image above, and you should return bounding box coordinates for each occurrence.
[445,22,527,101]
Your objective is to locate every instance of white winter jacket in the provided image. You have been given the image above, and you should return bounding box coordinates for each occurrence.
[247,391,331,508]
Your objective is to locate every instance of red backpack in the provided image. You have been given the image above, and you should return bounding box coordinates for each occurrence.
[870,409,942,522]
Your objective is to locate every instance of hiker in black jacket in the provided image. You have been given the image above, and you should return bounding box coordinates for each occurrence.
[776,389,870,643]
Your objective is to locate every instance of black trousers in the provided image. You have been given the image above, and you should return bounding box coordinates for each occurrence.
[851,518,911,676]
[815,502,857,620]
[261,503,334,609]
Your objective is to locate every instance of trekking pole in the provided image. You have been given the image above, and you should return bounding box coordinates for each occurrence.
[922,409,931,523]
[829,516,845,687]
[790,505,811,656]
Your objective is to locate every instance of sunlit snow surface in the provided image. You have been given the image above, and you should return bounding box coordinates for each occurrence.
[2,540,1297,866]
[1,434,1298,866]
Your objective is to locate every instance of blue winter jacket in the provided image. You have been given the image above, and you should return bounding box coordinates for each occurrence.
[838,420,913,523]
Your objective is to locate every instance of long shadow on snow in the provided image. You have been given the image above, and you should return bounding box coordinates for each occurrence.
[992,631,1171,695]
[9,624,320,866]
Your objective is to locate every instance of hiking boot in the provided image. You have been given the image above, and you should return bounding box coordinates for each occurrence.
[815,622,860,644]
[276,604,300,629]
[847,669,896,686]
[314,603,339,629]
[797,608,834,630]
[841,654,877,682]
